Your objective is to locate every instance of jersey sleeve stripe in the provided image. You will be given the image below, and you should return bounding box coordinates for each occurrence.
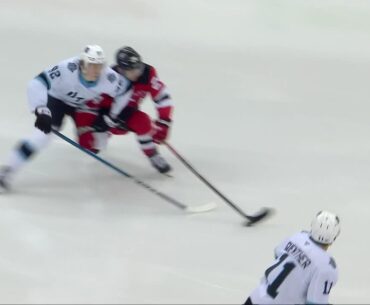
[36,72,51,90]
[154,94,171,104]
[155,99,173,109]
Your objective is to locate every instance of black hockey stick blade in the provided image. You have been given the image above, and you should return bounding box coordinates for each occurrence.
[244,207,275,226]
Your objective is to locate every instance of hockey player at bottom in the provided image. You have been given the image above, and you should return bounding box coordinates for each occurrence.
[0,45,133,193]
[75,46,173,174]
[244,210,340,304]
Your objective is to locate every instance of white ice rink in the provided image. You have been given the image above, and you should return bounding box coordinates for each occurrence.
[1,0,370,303]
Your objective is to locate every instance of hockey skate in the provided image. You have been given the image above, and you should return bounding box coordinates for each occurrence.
[149,153,172,174]
[0,167,11,193]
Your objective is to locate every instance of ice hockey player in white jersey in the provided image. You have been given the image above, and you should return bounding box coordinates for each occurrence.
[0,45,132,192]
[245,211,340,305]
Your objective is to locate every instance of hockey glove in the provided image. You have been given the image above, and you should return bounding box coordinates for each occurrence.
[34,106,52,134]
[153,118,171,144]
[93,114,119,132]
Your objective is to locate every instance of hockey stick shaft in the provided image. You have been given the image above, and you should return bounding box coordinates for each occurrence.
[165,142,267,221]
[52,130,189,211]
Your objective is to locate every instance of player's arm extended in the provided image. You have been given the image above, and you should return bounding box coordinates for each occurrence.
[27,61,66,113]
[27,70,55,134]
[149,67,173,121]
[149,68,174,143]
[27,73,50,112]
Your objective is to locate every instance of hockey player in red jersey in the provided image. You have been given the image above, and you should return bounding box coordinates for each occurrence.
[75,47,173,174]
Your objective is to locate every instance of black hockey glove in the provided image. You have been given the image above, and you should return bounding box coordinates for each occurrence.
[93,114,119,132]
[34,106,52,134]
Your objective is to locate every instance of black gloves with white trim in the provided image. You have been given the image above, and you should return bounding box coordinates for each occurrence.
[34,106,52,134]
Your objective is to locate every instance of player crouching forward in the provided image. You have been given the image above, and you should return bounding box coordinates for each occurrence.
[245,211,340,305]
[75,47,173,174]
[0,45,132,192]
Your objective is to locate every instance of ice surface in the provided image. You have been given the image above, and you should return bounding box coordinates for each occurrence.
[0,0,369,303]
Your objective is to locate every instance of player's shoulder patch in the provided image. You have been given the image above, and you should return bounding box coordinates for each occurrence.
[67,62,78,73]
[107,72,117,83]
[329,257,337,269]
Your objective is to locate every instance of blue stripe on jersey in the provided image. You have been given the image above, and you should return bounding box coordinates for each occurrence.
[36,72,51,90]
[17,141,35,160]
[79,72,98,88]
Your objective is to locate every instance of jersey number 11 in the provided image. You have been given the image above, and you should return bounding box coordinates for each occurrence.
[265,253,296,298]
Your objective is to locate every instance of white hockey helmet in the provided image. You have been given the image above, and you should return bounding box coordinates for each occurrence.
[80,45,106,66]
[310,211,341,245]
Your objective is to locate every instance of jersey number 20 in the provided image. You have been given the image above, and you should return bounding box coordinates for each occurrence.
[265,253,296,298]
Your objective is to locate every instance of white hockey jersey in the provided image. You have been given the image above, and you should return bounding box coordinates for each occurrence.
[27,57,132,117]
[249,231,338,304]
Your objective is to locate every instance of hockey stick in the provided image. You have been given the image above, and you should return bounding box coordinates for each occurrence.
[52,130,216,214]
[165,142,274,226]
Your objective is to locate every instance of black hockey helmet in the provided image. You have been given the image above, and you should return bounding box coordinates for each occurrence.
[116,46,143,70]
